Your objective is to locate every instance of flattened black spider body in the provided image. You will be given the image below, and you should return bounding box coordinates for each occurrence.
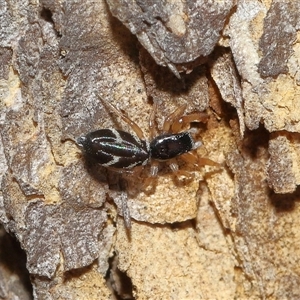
[150,132,194,160]
[78,128,196,168]
[77,129,149,169]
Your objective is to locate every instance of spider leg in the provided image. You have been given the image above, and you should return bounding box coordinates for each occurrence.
[180,152,220,167]
[142,161,159,193]
[149,161,159,177]
[120,190,131,229]
[149,102,158,140]
[118,178,131,229]
[181,112,209,124]
[162,104,187,133]
[97,95,145,140]
[171,112,209,133]
[168,161,195,182]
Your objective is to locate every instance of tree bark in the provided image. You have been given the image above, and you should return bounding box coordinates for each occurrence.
[1,0,300,299]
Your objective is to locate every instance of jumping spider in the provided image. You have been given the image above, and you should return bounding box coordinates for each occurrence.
[77,96,218,228]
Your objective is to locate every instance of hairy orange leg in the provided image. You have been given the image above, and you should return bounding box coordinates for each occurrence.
[162,104,187,133]
[98,95,145,140]
[168,161,195,182]
[180,152,220,167]
[171,112,209,133]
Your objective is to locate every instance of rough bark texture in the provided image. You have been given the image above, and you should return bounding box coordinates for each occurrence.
[1,0,300,299]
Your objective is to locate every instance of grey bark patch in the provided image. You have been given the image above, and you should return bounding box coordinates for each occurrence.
[258,2,299,77]
[24,201,107,277]
[106,0,234,76]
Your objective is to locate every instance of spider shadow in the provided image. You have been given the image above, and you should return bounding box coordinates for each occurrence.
[80,154,151,206]
[81,156,128,194]
[81,153,207,199]
[134,157,222,197]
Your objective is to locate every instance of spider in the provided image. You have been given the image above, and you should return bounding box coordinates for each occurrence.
[77,96,218,228]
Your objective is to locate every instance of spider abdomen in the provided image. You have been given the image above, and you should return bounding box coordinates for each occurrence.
[77,129,149,169]
[150,132,194,161]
